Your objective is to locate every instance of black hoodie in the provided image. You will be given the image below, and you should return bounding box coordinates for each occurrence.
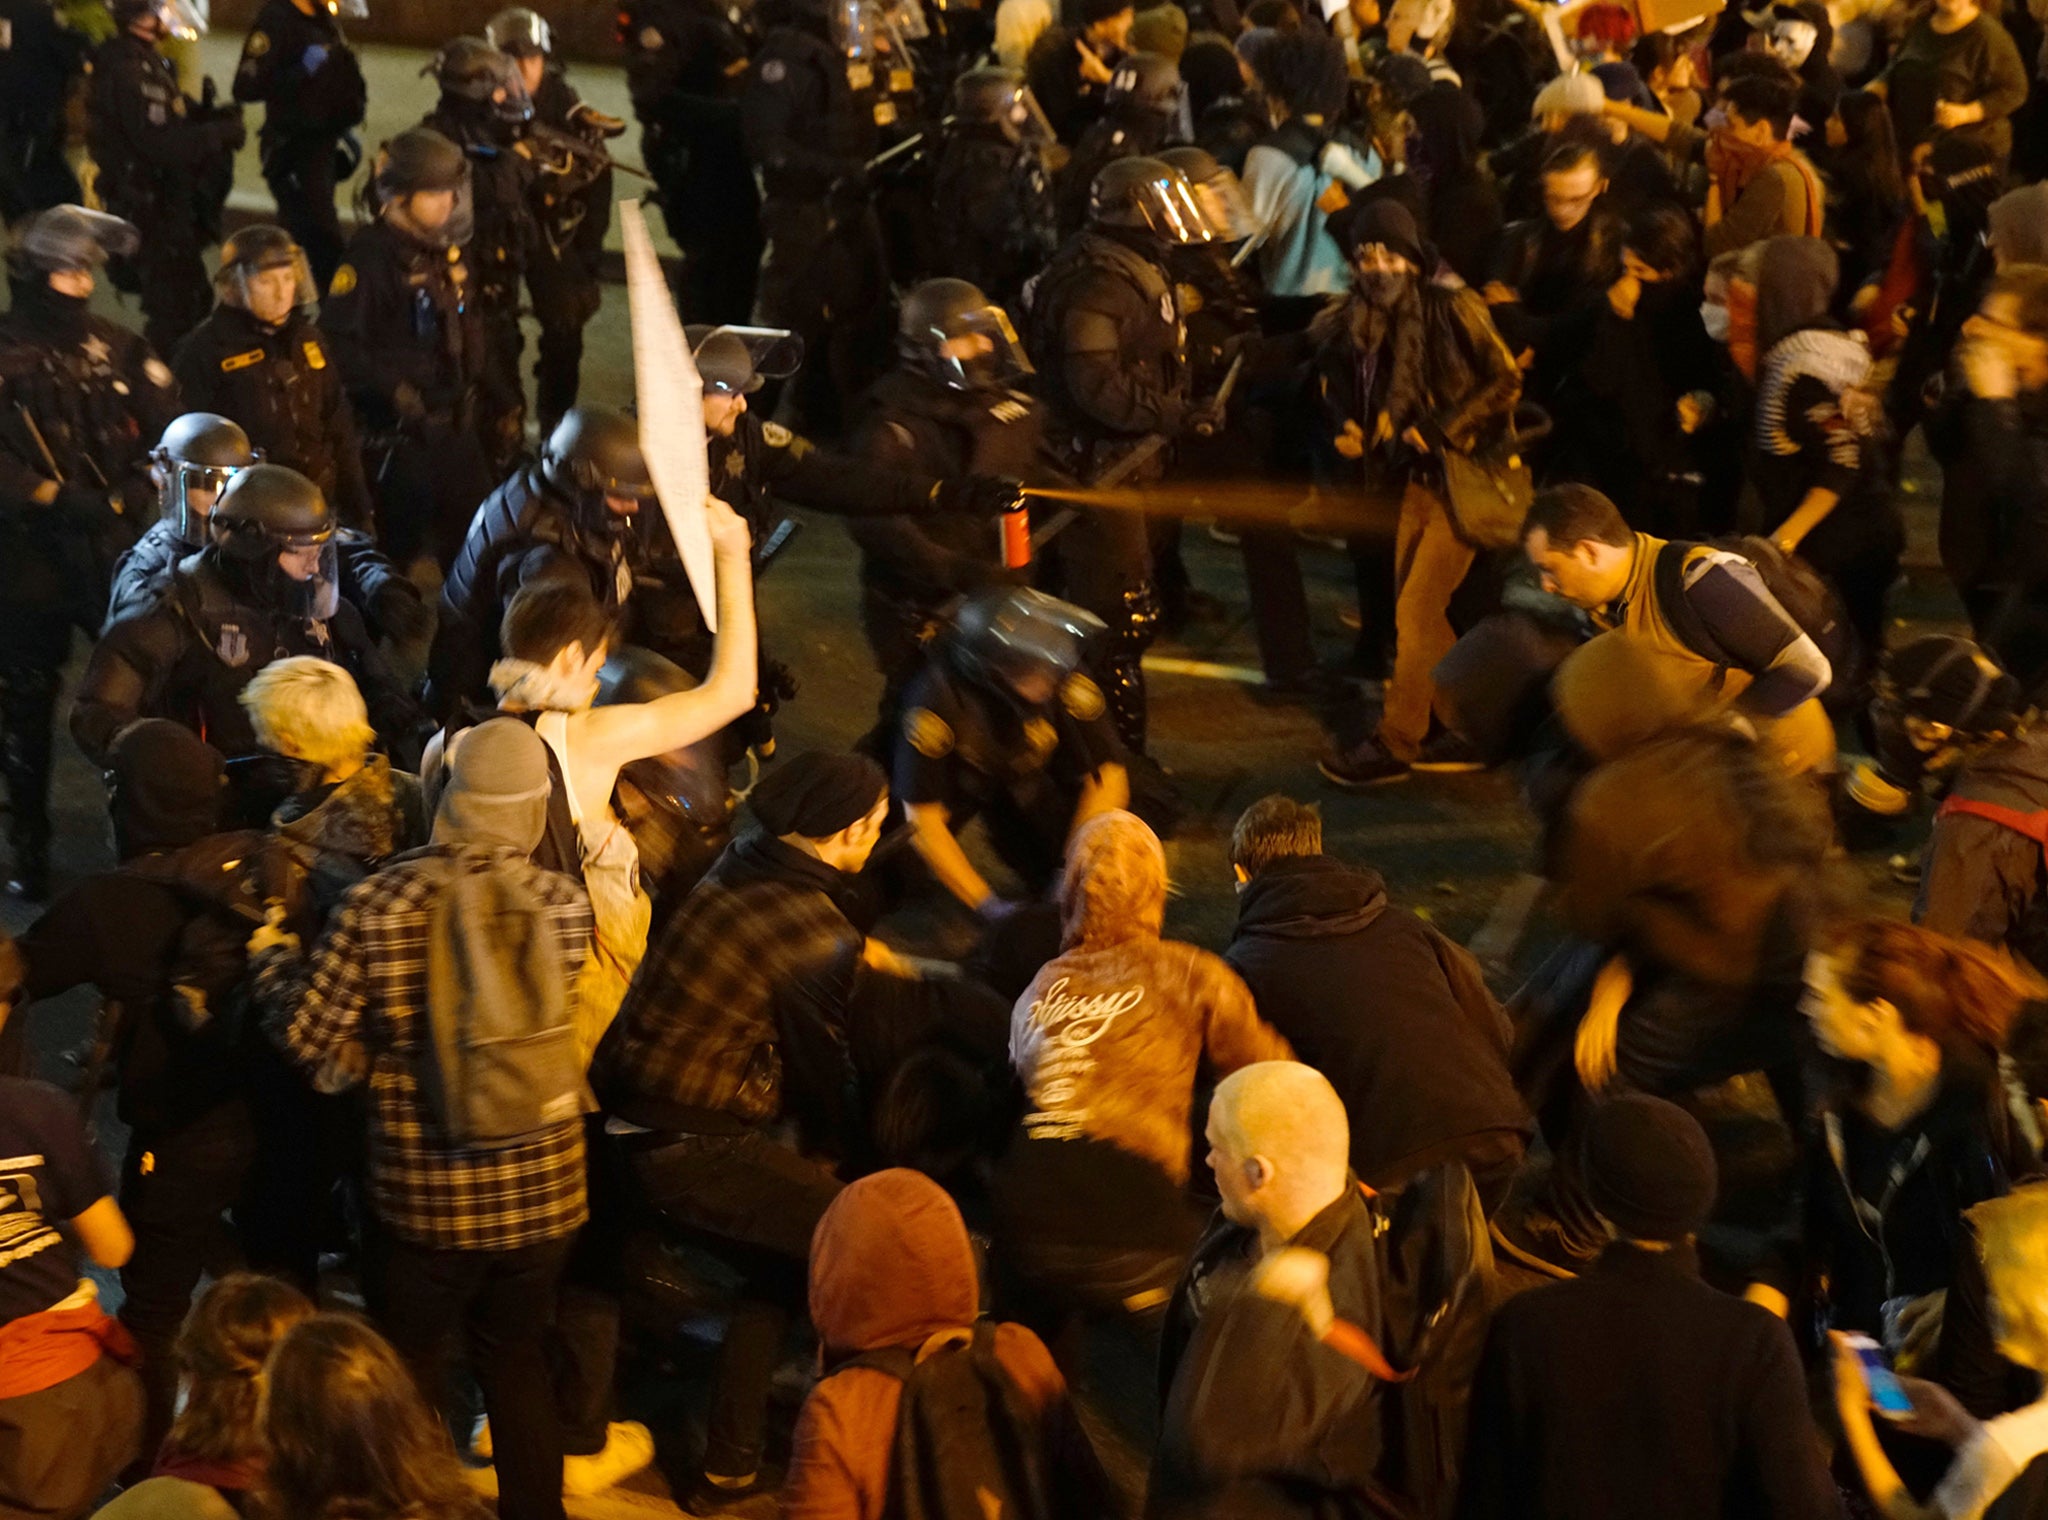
[1225,855,1530,1191]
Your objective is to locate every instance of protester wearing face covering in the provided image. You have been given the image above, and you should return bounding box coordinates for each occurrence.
[251,717,594,1520]
[1306,198,1523,786]
[1747,236,1902,667]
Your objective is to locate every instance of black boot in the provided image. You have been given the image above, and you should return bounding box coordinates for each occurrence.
[0,662,60,900]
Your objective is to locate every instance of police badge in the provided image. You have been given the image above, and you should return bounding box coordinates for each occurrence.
[217,624,251,668]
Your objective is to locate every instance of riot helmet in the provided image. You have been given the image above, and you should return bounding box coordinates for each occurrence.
[323,0,369,14]
[1088,157,1212,244]
[1849,635,2027,815]
[13,205,139,275]
[946,587,1105,708]
[209,464,340,623]
[215,225,317,325]
[153,413,258,545]
[833,0,880,57]
[1158,146,1260,242]
[1106,51,1184,119]
[952,67,1054,148]
[373,129,475,249]
[485,6,554,55]
[596,646,734,885]
[687,325,805,397]
[110,0,208,39]
[427,37,534,127]
[898,279,1032,392]
[541,408,657,534]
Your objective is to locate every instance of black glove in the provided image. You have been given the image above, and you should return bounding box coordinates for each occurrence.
[213,111,249,153]
[369,580,435,645]
[942,474,1027,517]
[54,482,121,528]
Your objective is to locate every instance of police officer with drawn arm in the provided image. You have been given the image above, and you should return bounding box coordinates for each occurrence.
[895,587,1129,919]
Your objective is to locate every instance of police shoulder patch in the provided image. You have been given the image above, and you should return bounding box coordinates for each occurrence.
[760,58,786,84]
[220,348,265,373]
[144,357,174,389]
[761,421,794,448]
[1061,672,1105,721]
[328,264,357,297]
[905,706,954,759]
[245,30,270,57]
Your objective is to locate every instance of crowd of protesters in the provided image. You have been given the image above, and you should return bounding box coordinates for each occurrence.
[19,0,2048,1513]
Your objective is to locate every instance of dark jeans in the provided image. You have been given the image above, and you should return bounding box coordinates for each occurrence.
[627,1130,841,1479]
[365,1229,575,1520]
[118,1102,258,1461]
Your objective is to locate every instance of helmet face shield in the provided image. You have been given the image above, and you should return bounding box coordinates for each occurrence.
[834,0,879,58]
[1136,168,1214,244]
[18,206,140,273]
[385,167,476,249]
[278,537,341,622]
[1188,170,1259,242]
[687,325,805,396]
[922,304,1033,391]
[1008,84,1056,148]
[156,0,209,39]
[485,7,553,54]
[164,459,251,543]
[220,244,318,322]
[956,588,1108,702]
[325,0,369,15]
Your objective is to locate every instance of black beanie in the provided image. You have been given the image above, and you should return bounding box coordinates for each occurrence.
[109,719,226,859]
[749,751,888,840]
[1327,198,1425,268]
[1080,0,1134,25]
[1582,1094,1718,1243]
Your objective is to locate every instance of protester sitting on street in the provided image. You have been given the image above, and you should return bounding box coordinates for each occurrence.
[1224,794,1530,1214]
[94,1274,315,1520]
[590,751,898,1514]
[994,808,1292,1350]
[1459,1094,1840,1520]
[782,1168,1112,1520]
[0,934,142,1520]
[257,1314,489,1520]
[252,718,595,1520]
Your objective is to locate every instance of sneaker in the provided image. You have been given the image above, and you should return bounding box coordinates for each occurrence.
[1207,522,1242,546]
[562,1421,656,1497]
[1318,736,1411,789]
[470,1416,492,1461]
[680,1468,776,1516]
[1412,732,1486,774]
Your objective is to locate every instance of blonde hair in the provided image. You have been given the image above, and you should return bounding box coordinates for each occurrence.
[239,657,373,774]
[1969,1187,2048,1372]
[994,0,1053,68]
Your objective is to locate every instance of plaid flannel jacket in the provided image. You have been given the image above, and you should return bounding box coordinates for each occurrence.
[592,842,861,1127]
[255,846,594,1252]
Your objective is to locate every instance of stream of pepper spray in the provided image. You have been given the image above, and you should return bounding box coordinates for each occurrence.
[1003,481,1406,567]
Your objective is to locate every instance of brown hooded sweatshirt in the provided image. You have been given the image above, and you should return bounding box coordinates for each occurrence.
[782,1169,1089,1520]
[1010,811,1293,1185]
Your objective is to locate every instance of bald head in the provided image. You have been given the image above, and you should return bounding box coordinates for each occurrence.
[1207,1062,1352,1246]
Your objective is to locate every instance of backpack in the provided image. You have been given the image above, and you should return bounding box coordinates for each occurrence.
[831,1324,1090,1520]
[410,848,591,1149]
[120,830,285,1044]
[1651,536,1856,697]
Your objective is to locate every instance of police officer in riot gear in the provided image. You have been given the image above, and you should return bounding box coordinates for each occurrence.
[232,0,369,293]
[741,0,894,436]
[105,412,257,628]
[88,0,247,356]
[930,67,1057,307]
[324,128,502,569]
[107,408,424,652]
[173,226,376,532]
[74,463,426,767]
[895,586,1128,916]
[429,405,660,716]
[0,0,90,223]
[850,279,1041,729]
[1027,155,1208,753]
[1055,51,1186,237]
[618,0,762,325]
[488,7,625,434]
[419,36,538,467]
[0,207,177,895]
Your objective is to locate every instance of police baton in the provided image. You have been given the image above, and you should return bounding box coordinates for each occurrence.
[753,517,802,575]
[864,134,927,176]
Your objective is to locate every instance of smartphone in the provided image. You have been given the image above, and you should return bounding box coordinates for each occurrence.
[1843,1332,1915,1420]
